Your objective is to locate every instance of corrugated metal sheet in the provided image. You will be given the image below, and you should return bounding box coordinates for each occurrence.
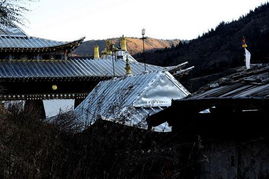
[0,25,27,37]
[145,65,269,129]
[96,52,192,77]
[189,64,269,99]
[0,59,164,79]
[75,71,190,132]
[0,25,84,49]
[0,36,83,49]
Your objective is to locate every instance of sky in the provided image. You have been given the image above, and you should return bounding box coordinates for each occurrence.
[23,0,269,41]
[43,100,74,117]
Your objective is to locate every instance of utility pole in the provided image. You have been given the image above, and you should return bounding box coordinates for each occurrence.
[141,28,147,72]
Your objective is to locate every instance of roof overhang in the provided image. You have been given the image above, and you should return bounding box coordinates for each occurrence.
[0,37,85,53]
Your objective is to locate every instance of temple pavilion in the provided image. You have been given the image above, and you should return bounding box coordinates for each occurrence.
[0,25,193,117]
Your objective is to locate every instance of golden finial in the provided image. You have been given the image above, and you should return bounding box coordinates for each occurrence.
[242,36,248,48]
[120,35,127,51]
[105,40,113,55]
[125,56,132,75]
[93,45,100,59]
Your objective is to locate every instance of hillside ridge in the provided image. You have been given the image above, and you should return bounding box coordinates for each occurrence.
[72,37,180,57]
[135,3,269,90]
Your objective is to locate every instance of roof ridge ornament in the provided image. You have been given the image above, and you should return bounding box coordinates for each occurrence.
[120,35,127,51]
[125,56,132,76]
[242,36,251,70]
[93,45,100,59]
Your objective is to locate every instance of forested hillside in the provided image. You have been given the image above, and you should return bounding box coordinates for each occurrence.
[136,3,269,82]
[73,37,180,57]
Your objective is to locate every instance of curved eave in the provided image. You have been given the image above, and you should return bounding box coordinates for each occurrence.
[0,37,85,53]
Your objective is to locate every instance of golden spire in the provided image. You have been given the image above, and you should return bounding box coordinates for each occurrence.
[105,40,113,55]
[125,56,132,75]
[120,35,127,51]
[242,36,248,48]
[93,45,100,59]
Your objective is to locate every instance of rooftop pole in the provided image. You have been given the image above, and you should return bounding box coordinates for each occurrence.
[242,36,251,70]
[112,44,116,77]
[141,28,147,72]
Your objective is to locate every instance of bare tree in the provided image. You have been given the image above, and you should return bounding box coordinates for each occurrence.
[0,0,32,27]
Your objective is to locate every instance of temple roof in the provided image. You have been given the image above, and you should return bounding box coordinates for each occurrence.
[0,58,166,80]
[0,25,84,52]
[0,25,27,37]
[0,58,193,81]
[0,36,85,52]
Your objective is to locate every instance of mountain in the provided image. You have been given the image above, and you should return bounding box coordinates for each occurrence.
[72,37,180,57]
[135,3,269,90]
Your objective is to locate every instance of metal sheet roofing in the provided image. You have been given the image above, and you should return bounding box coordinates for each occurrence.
[0,58,166,79]
[96,52,193,77]
[189,64,269,99]
[0,25,84,49]
[146,65,269,129]
[0,25,27,37]
[0,36,84,49]
[75,71,190,132]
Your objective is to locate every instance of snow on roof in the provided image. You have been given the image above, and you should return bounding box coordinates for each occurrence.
[75,71,190,132]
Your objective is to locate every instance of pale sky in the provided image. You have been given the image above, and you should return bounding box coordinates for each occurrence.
[23,0,269,41]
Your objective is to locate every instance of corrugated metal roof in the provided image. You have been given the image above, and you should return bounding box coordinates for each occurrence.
[0,58,165,79]
[0,25,27,37]
[75,71,190,132]
[145,65,269,129]
[189,64,269,99]
[95,52,193,77]
[0,36,84,49]
[0,26,84,49]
